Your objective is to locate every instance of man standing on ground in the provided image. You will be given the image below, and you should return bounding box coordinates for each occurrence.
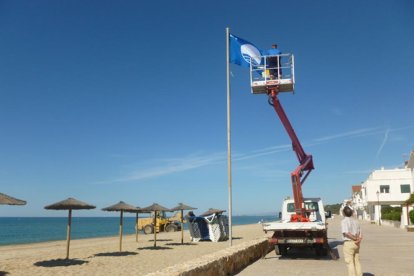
[341,206,363,276]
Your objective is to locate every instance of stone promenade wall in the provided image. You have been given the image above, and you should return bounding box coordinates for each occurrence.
[381,219,401,228]
[146,238,272,276]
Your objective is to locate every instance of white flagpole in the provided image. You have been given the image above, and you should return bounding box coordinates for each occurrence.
[226,27,233,246]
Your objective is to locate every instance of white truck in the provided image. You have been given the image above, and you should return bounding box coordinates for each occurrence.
[262,198,331,257]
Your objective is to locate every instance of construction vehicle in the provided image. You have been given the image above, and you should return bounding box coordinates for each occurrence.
[249,53,331,257]
[138,211,182,234]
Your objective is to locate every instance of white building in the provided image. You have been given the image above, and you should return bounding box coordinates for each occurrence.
[359,151,414,228]
[351,185,365,219]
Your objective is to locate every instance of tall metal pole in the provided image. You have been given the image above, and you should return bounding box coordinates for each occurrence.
[226,27,233,246]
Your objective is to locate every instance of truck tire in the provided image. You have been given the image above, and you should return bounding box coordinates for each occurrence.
[315,245,328,257]
[143,224,153,234]
[165,224,178,232]
[274,245,280,255]
[278,245,288,256]
[321,246,328,256]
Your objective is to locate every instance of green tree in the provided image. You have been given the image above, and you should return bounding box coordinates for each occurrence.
[406,193,414,224]
[405,193,414,205]
[409,210,414,224]
[324,203,341,215]
[381,206,402,221]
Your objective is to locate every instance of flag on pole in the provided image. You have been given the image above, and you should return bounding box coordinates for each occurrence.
[229,34,262,68]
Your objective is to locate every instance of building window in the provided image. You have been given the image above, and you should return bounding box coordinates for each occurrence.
[380,185,390,193]
[400,184,411,193]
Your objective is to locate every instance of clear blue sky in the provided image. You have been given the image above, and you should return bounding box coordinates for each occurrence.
[1,0,413,216]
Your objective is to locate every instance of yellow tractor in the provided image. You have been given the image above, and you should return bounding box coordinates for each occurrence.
[137,211,183,234]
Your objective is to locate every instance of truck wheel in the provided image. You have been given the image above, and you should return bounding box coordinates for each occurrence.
[315,245,328,257]
[321,246,328,256]
[143,224,153,234]
[165,224,178,232]
[279,245,288,256]
[274,245,280,255]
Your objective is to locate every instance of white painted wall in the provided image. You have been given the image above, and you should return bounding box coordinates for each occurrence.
[359,167,414,227]
[362,168,413,203]
[401,205,414,227]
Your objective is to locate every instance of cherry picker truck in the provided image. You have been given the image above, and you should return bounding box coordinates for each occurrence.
[249,53,333,257]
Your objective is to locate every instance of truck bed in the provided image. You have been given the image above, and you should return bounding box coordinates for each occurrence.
[262,220,326,231]
[263,220,327,248]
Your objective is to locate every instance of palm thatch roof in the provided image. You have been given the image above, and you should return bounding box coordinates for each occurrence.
[0,193,26,205]
[170,203,197,211]
[102,201,139,212]
[44,197,95,210]
[200,208,226,216]
[141,203,170,212]
[124,206,151,213]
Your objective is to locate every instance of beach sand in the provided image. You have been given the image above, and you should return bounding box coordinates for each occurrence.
[0,223,267,275]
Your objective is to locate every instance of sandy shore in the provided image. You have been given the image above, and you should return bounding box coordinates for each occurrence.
[0,223,267,275]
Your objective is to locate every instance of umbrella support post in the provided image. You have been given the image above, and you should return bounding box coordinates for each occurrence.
[181,210,184,244]
[66,209,72,259]
[119,210,123,252]
[154,211,157,247]
[135,213,139,243]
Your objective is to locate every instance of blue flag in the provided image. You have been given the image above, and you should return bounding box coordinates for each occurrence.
[229,34,262,68]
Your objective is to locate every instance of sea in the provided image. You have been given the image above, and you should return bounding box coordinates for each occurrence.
[0,215,277,246]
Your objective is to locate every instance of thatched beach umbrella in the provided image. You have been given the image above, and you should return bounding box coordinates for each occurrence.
[201,208,226,217]
[170,203,197,244]
[102,201,138,252]
[0,192,26,205]
[141,203,170,247]
[44,197,95,259]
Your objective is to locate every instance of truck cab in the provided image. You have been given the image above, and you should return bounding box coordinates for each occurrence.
[281,198,326,223]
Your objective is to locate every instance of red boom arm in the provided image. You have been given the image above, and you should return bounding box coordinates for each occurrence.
[268,89,314,220]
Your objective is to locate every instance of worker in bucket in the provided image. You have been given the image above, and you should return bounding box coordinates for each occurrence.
[266,44,281,79]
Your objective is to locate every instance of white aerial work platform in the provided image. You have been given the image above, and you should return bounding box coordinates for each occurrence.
[250,53,295,94]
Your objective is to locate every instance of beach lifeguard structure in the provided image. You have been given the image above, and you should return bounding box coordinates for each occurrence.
[249,53,295,94]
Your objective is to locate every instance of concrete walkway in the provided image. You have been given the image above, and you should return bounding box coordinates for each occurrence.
[237,216,414,276]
